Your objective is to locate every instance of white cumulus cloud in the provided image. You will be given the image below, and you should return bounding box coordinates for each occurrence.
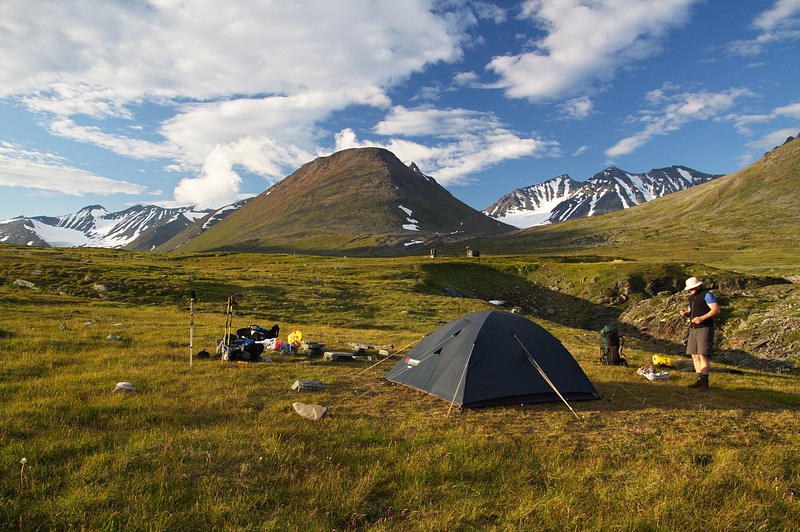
[487,0,697,101]
[606,87,753,157]
[172,138,313,209]
[336,105,561,186]
[558,97,594,120]
[0,142,148,197]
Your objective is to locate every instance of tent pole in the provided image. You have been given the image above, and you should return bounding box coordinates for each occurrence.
[446,344,474,417]
[512,332,582,420]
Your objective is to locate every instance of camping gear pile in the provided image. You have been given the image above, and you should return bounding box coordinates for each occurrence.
[217,323,280,362]
[215,295,323,361]
[215,323,327,362]
[214,297,330,361]
[217,324,319,361]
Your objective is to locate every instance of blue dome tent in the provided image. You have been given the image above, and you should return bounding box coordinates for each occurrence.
[386,310,600,409]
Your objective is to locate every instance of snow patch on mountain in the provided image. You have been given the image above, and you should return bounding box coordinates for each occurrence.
[201,205,236,230]
[398,205,419,231]
[27,220,94,247]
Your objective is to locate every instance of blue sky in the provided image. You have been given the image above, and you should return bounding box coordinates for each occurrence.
[1,0,799,221]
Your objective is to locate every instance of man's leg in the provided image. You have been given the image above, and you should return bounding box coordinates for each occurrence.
[695,326,712,391]
[696,354,710,375]
[696,354,710,390]
[687,354,704,388]
[687,327,712,390]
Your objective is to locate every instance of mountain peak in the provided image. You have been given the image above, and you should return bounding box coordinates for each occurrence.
[485,166,722,228]
[159,147,512,254]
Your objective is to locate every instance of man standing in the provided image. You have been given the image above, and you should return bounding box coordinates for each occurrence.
[680,277,720,391]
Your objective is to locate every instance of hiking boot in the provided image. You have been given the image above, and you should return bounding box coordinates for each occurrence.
[687,375,703,389]
[699,374,709,392]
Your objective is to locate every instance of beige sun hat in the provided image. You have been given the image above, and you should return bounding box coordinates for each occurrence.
[684,277,703,290]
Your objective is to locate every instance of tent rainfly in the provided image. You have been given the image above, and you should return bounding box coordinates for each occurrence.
[386,310,600,409]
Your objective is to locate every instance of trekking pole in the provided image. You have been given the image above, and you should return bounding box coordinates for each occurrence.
[222,296,230,357]
[223,296,233,353]
[189,290,196,368]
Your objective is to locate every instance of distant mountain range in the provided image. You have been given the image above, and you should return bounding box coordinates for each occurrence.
[484,166,722,228]
[0,203,245,250]
[0,148,728,252]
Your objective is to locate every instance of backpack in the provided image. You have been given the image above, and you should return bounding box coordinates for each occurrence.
[221,338,264,362]
[600,324,627,366]
[237,324,279,341]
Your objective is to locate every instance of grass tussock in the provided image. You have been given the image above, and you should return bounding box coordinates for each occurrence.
[1,245,799,530]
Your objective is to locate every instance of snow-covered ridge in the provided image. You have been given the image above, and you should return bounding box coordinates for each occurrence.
[484,166,721,228]
[0,203,236,249]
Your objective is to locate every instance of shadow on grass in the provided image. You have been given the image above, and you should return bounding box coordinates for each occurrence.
[586,370,800,413]
[417,261,688,352]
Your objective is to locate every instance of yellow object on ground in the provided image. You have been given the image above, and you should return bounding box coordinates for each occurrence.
[288,329,303,345]
[652,355,674,367]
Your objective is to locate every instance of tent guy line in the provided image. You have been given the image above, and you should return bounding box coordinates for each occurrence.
[512,331,582,420]
[351,334,428,379]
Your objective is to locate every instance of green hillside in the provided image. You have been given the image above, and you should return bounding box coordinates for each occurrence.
[480,138,800,273]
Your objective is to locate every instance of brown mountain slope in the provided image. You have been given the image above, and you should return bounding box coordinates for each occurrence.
[159,147,512,255]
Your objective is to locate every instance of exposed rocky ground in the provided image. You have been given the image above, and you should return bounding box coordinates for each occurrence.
[620,279,799,373]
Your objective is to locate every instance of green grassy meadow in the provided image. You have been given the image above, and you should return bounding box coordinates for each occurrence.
[1,246,799,530]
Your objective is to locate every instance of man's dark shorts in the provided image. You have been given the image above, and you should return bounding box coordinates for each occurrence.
[687,327,714,356]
